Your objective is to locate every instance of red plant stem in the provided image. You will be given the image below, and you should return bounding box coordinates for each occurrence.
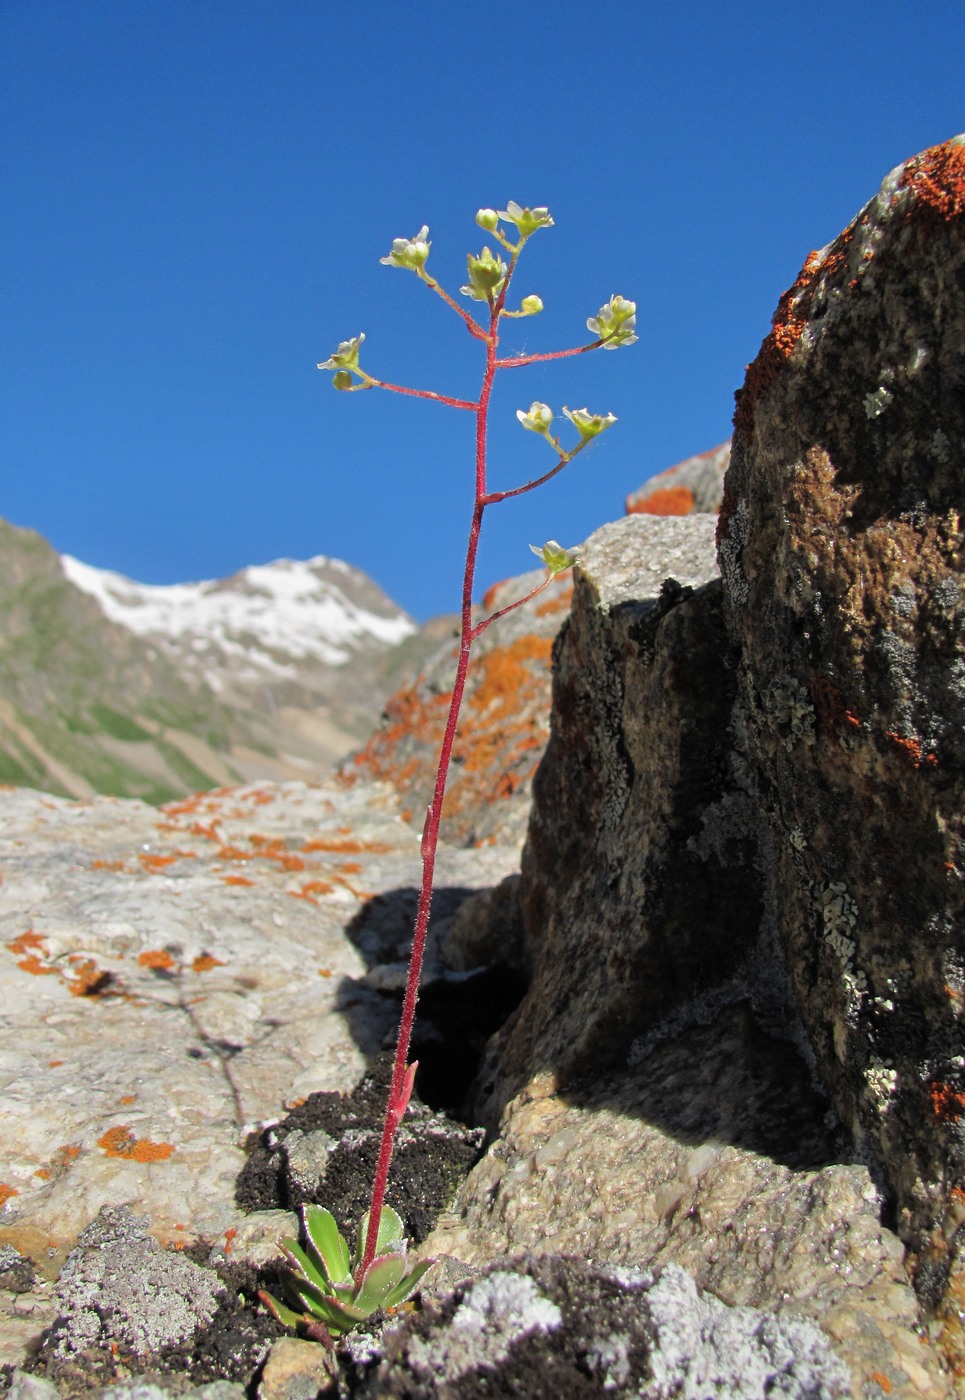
[358,297,502,1280]
[495,339,603,368]
[470,575,553,642]
[366,378,478,411]
[481,455,571,506]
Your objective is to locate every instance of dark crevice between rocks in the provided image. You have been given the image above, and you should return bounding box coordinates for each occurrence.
[340,883,530,1118]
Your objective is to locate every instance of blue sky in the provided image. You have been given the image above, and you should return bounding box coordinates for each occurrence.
[3,1,963,621]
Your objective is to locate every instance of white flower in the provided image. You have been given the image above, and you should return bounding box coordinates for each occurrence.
[380,226,431,271]
[498,202,554,236]
[317,334,365,372]
[530,540,582,574]
[587,294,638,349]
[516,401,554,434]
[562,406,617,439]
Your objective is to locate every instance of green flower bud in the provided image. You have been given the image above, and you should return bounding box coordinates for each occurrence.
[317,333,365,373]
[475,208,499,231]
[380,226,431,271]
[516,401,554,434]
[332,370,353,390]
[498,201,554,237]
[587,294,638,349]
[563,406,617,439]
[530,540,582,574]
[519,294,544,315]
[460,246,508,301]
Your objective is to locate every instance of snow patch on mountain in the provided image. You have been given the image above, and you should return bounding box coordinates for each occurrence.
[61,554,416,673]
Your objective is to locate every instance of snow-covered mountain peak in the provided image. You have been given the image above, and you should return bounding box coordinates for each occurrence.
[61,553,416,675]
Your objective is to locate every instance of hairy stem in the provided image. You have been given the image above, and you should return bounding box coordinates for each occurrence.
[359,298,502,1279]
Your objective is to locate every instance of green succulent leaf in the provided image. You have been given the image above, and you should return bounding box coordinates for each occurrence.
[280,1238,330,1295]
[382,1256,436,1310]
[258,1288,305,1330]
[354,1206,406,1266]
[286,1272,340,1318]
[303,1205,353,1287]
[354,1252,407,1312]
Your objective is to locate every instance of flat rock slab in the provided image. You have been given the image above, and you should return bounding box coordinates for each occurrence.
[0,777,518,1286]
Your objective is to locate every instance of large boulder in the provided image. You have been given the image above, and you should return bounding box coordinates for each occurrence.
[718,134,965,1356]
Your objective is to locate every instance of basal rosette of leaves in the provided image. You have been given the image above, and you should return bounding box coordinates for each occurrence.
[260,1203,433,1343]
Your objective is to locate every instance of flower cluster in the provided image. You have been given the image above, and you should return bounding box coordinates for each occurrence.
[588,294,637,349]
[380,226,431,272]
[516,401,616,442]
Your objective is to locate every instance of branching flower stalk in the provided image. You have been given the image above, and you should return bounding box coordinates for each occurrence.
[270,205,634,1335]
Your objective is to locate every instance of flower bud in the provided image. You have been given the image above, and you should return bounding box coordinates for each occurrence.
[460,246,508,301]
[333,370,353,390]
[520,295,544,315]
[475,208,499,231]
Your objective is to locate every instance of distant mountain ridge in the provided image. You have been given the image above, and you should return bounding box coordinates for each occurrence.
[0,517,434,804]
[61,553,416,680]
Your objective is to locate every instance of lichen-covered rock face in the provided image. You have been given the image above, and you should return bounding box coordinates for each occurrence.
[338,569,571,850]
[626,440,730,517]
[477,514,751,1118]
[718,135,965,1352]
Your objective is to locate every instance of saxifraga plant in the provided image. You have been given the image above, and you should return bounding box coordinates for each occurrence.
[260,202,635,1343]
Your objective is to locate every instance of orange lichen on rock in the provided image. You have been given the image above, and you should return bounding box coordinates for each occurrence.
[137,949,177,972]
[346,632,554,841]
[928,1081,965,1122]
[885,730,938,769]
[91,858,127,872]
[535,582,573,617]
[138,852,180,873]
[300,836,392,855]
[222,874,254,887]
[626,485,695,516]
[97,1126,175,1162]
[66,955,114,997]
[481,578,512,612]
[191,953,224,972]
[733,248,825,447]
[288,878,336,905]
[6,929,58,976]
[898,138,965,222]
[0,1184,20,1208]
